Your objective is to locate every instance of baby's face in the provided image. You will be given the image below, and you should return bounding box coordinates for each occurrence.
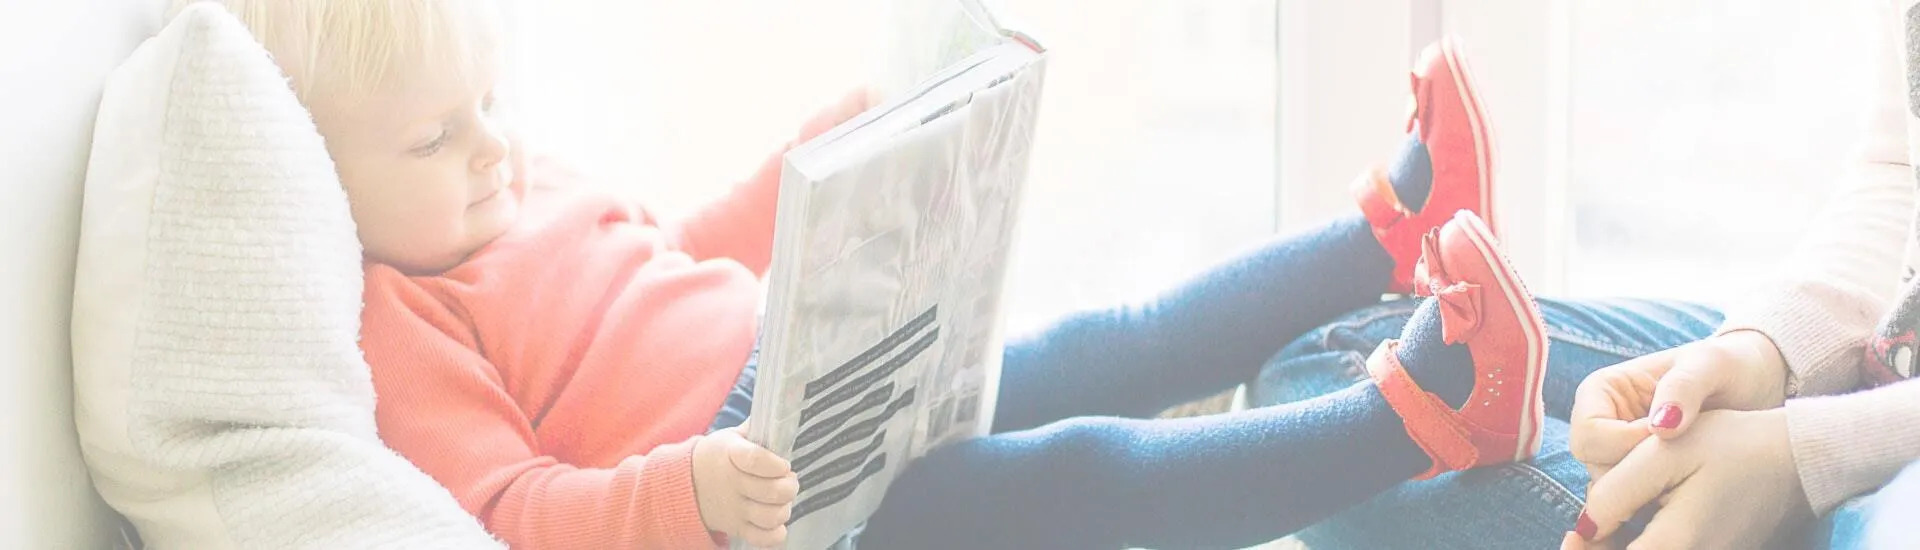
[310,64,516,274]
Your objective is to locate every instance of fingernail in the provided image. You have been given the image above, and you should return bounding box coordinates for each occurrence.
[1575,510,1597,540]
[1650,403,1682,430]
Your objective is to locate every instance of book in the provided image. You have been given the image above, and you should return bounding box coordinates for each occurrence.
[740,8,1046,549]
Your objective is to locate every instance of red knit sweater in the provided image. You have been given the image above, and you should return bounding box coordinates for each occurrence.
[360,150,783,548]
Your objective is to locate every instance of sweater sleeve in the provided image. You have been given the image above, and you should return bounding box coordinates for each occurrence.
[666,146,789,276]
[1716,0,1917,397]
[667,91,874,275]
[361,272,716,550]
[1785,379,1920,513]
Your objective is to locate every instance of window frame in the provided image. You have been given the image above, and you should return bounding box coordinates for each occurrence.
[1276,0,1574,295]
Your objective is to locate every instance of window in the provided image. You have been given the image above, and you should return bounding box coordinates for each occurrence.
[991,0,1277,330]
[505,0,1873,322]
[505,0,1280,331]
[502,1,883,214]
[1561,0,1879,301]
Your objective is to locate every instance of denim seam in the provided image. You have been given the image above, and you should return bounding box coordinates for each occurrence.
[1313,302,1421,349]
[1546,327,1667,359]
[1501,460,1586,514]
[1318,304,1669,360]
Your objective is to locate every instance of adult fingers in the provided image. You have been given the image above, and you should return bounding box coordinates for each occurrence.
[1623,503,1707,550]
[1570,355,1669,466]
[1570,414,1651,468]
[1561,531,1625,550]
[1644,344,1740,439]
[1580,437,1692,543]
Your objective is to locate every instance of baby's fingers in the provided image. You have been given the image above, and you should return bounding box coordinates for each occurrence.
[741,474,801,505]
[727,439,793,479]
[738,524,789,549]
[744,500,794,530]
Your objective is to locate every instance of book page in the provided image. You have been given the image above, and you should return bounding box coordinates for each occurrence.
[878,0,1006,98]
[746,54,1046,550]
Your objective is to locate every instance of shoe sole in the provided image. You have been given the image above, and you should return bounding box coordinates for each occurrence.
[1438,39,1497,236]
[1454,212,1546,461]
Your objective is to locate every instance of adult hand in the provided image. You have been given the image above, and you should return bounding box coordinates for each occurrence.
[1568,330,1790,477]
[1563,409,1809,550]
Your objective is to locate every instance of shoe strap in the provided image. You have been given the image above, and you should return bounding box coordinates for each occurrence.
[1353,166,1408,235]
[1352,166,1419,293]
[1366,340,1479,480]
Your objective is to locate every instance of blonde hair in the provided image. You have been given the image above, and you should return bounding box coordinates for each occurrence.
[170,0,502,103]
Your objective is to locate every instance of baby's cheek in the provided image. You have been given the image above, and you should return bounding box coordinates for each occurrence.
[368,194,464,255]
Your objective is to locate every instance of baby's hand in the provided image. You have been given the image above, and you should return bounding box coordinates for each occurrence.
[692,427,800,548]
[794,88,881,144]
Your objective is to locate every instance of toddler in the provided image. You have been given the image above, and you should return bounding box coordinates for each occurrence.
[190,1,1555,548]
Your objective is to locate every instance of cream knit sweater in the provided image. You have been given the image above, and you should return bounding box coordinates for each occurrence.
[1716,0,1920,514]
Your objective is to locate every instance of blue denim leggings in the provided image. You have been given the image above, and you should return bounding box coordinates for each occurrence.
[863,215,1462,549]
[727,215,1435,549]
[1257,298,1883,549]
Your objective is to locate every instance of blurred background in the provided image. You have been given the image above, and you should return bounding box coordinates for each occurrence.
[499,0,1879,331]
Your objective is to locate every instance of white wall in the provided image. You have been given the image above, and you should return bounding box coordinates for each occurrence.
[1274,0,1413,236]
[0,1,167,547]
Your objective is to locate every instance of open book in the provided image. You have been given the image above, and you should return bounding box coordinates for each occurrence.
[741,7,1046,550]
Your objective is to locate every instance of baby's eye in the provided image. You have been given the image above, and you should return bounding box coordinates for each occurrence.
[411,130,450,157]
[481,93,497,114]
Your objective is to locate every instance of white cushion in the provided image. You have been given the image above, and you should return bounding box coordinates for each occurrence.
[70,5,501,549]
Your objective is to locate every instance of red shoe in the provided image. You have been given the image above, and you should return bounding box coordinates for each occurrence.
[1364,211,1545,479]
[1354,37,1497,294]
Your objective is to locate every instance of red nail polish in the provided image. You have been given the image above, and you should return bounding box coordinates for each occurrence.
[1651,403,1682,430]
[1575,511,1597,540]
